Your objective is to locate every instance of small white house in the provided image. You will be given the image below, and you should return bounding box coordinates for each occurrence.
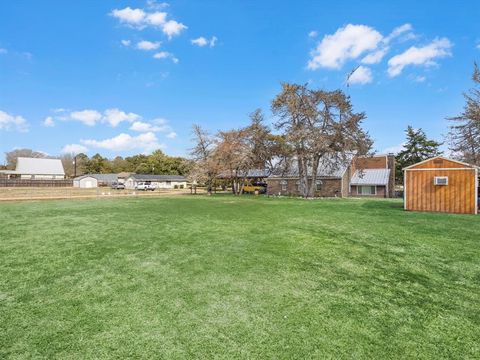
[124,174,187,189]
[73,175,98,188]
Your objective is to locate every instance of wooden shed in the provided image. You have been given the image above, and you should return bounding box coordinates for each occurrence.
[404,156,479,214]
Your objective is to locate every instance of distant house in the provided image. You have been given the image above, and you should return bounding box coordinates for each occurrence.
[349,155,395,198]
[404,156,479,214]
[0,157,65,180]
[266,154,395,198]
[124,174,187,189]
[72,174,118,188]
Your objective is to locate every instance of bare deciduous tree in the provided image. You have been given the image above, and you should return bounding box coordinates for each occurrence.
[447,63,480,165]
[189,124,218,194]
[272,83,372,197]
[214,129,254,195]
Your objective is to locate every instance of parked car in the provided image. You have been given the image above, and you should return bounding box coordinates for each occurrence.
[135,181,156,191]
[243,182,267,194]
[111,182,125,190]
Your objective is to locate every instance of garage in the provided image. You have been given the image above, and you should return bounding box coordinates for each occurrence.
[73,175,98,188]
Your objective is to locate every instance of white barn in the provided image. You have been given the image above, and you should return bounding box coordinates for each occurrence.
[0,157,65,180]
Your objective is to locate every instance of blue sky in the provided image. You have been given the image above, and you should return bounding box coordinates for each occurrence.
[1,0,479,162]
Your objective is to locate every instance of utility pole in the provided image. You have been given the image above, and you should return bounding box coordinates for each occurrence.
[73,155,77,178]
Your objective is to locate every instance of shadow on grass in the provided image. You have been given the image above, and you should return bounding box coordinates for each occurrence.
[360,199,404,211]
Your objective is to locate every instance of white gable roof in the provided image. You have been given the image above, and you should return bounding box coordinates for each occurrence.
[350,169,390,185]
[16,157,65,175]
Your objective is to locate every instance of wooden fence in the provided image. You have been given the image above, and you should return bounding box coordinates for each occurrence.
[0,179,73,187]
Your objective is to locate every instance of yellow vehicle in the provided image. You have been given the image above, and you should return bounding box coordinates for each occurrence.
[243,182,267,194]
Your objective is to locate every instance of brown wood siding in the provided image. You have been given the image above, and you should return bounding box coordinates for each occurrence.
[411,158,472,169]
[405,169,476,214]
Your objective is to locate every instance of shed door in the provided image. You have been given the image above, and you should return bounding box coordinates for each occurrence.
[85,180,93,188]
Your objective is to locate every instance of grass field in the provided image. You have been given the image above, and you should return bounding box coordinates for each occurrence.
[1,196,479,359]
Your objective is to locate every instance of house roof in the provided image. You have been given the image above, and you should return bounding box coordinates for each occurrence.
[73,174,118,182]
[269,159,348,179]
[127,174,186,181]
[217,169,270,179]
[350,169,391,185]
[15,157,65,175]
[73,175,99,181]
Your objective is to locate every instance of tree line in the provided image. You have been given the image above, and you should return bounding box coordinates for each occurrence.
[2,149,193,178]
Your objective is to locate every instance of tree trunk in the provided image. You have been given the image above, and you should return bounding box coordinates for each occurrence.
[309,156,320,197]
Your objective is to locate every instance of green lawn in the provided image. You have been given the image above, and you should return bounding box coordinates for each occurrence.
[0,196,479,359]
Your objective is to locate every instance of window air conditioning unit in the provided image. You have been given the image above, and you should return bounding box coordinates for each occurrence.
[434,176,448,185]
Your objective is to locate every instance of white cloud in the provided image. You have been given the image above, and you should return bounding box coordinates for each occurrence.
[146,11,167,26]
[110,7,186,39]
[209,36,218,47]
[153,51,178,63]
[130,118,172,133]
[382,143,405,155]
[387,37,453,77]
[137,40,161,50]
[121,39,131,46]
[166,131,177,139]
[111,7,146,27]
[384,23,413,44]
[104,108,141,127]
[348,66,373,85]
[43,116,55,127]
[414,75,426,82]
[62,144,88,154]
[81,132,163,154]
[67,108,140,127]
[162,20,187,39]
[0,110,29,132]
[191,36,216,47]
[308,31,318,38]
[146,0,169,10]
[70,109,103,126]
[361,48,389,64]
[0,48,7,54]
[308,24,383,69]
[191,37,207,47]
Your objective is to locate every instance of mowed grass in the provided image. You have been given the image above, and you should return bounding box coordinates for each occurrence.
[0,196,479,359]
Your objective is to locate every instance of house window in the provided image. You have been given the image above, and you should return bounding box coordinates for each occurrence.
[358,185,376,195]
[315,180,323,191]
[280,180,287,191]
[295,180,301,191]
[166,181,171,186]
[434,176,448,186]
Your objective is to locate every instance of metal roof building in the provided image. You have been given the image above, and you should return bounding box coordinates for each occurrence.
[350,169,391,186]
[0,157,66,180]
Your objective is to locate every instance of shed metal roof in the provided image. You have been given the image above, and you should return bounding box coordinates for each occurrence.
[350,169,390,185]
[74,174,118,182]
[127,174,186,181]
[15,157,65,175]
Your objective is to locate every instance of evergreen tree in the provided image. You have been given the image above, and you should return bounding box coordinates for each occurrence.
[395,126,443,183]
